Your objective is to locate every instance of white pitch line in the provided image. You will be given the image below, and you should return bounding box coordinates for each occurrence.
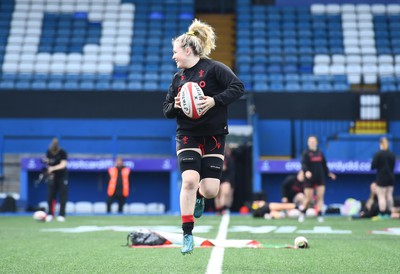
[205,213,230,274]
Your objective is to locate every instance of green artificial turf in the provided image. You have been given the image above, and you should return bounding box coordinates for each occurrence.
[0,214,399,274]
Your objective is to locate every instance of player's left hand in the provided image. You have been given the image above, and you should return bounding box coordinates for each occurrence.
[198,96,215,115]
[174,92,181,109]
[328,172,336,180]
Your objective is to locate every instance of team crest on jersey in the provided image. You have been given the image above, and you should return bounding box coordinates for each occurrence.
[199,70,204,77]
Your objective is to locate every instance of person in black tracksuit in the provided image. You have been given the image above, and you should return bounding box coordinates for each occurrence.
[371,137,396,218]
[44,138,68,222]
[298,135,336,222]
[163,19,244,254]
[281,170,305,206]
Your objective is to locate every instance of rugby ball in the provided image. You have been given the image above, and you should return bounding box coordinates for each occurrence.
[33,210,47,222]
[180,82,204,119]
[294,236,309,249]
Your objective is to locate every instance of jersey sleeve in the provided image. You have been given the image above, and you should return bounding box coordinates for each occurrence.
[301,151,310,172]
[162,75,181,118]
[212,61,245,106]
[370,153,378,170]
[322,153,330,176]
[60,149,67,160]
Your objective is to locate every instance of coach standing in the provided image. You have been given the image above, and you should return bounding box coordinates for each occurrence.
[44,138,68,222]
[107,157,130,213]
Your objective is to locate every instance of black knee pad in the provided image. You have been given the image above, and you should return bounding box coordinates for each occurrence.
[201,157,223,180]
[178,150,201,174]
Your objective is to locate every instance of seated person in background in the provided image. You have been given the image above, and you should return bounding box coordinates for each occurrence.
[359,182,379,218]
[390,196,400,219]
[251,192,301,219]
[281,170,305,206]
[251,200,301,219]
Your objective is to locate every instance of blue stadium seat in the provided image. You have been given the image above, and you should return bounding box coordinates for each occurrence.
[17,74,33,81]
[299,64,313,74]
[145,63,159,72]
[144,73,159,81]
[298,46,313,55]
[63,81,80,91]
[252,64,266,73]
[160,81,171,90]
[267,65,282,74]
[269,73,284,82]
[111,81,128,91]
[253,83,269,92]
[316,83,333,92]
[332,82,349,92]
[381,83,397,92]
[95,81,111,91]
[269,81,284,92]
[252,74,268,82]
[269,55,283,64]
[15,81,31,90]
[79,81,95,91]
[380,76,396,85]
[143,82,159,91]
[285,74,300,82]
[301,82,317,92]
[285,82,301,92]
[284,55,299,64]
[47,81,63,90]
[2,74,17,81]
[31,81,47,90]
[283,65,298,74]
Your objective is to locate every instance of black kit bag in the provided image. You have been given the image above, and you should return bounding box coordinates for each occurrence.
[126,229,168,246]
[1,195,17,212]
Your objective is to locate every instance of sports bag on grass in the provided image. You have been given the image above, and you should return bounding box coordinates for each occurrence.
[126,228,167,246]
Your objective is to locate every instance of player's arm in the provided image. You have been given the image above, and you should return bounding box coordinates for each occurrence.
[301,152,312,179]
[212,62,245,106]
[370,153,378,170]
[322,154,336,180]
[163,76,181,118]
[47,150,68,173]
[48,160,67,173]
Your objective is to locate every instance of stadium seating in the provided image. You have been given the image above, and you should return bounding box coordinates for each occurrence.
[0,0,399,92]
[0,0,193,91]
[236,0,400,92]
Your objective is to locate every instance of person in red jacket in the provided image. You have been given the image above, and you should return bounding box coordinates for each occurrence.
[107,157,130,213]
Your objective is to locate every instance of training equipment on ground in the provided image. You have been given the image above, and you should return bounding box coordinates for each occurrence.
[294,236,309,249]
[180,82,204,119]
[33,210,47,221]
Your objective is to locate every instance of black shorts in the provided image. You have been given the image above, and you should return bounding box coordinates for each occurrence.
[304,179,325,188]
[220,172,235,187]
[176,135,226,156]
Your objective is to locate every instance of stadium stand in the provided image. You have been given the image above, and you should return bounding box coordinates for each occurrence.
[236,0,400,92]
[0,0,194,91]
[0,0,400,212]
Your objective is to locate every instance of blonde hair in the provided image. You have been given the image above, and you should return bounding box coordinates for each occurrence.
[173,19,216,58]
[380,137,389,150]
[49,138,60,155]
